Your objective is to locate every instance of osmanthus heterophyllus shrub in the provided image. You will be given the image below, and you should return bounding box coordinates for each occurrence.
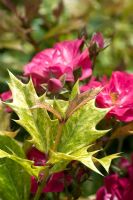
[0,73,119,200]
[0,33,133,200]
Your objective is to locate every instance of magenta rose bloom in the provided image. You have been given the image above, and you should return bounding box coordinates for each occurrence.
[31,172,71,193]
[96,71,133,122]
[24,39,92,92]
[0,90,12,102]
[96,155,133,200]
[96,174,129,200]
[26,147,47,166]
[0,90,12,112]
[120,155,133,200]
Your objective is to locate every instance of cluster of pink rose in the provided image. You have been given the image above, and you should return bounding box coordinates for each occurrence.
[1,33,133,197]
[1,33,133,122]
[96,156,133,200]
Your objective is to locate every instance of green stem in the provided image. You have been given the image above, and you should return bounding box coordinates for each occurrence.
[104,139,112,151]
[34,167,49,200]
[117,137,124,153]
[52,121,64,151]
[92,54,97,70]
[52,192,60,200]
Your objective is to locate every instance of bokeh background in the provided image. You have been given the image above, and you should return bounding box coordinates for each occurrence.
[0,0,133,198]
[0,0,132,90]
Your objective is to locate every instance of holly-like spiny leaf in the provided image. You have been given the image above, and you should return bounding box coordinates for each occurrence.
[58,99,108,153]
[49,147,119,175]
[49,90,117,174]
[93,153,120,173]
[69,80,80,101]
[7,72,58,153]
[0,130,18,138]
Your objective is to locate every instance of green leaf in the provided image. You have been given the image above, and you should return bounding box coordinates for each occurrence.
[69,80,80,101]
[0,148,45,178]
[7,72,58,153]
[49,147,102,175]
[0,135,45,178]
[94,153,120,173]
[53,99,69,119]
[58,99,108,153]
[50,147,119,175]
[0,101,18,138]
[0,135,30,200]
[0,130,18,138]
[0,102,11,131]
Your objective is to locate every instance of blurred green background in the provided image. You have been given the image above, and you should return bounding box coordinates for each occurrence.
[0,0,132,92]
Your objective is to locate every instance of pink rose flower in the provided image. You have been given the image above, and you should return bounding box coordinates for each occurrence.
[31,172,71,193]
[24,39,92,92]
[0,90,12,102]
[119,157,131,170]
[47,78,63,93]
[0,90,12,112]
[27,148,71,193]
[27,147,47,166]
[96,155,133,200]
[96,71,133,122]
[96,174,129,200]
